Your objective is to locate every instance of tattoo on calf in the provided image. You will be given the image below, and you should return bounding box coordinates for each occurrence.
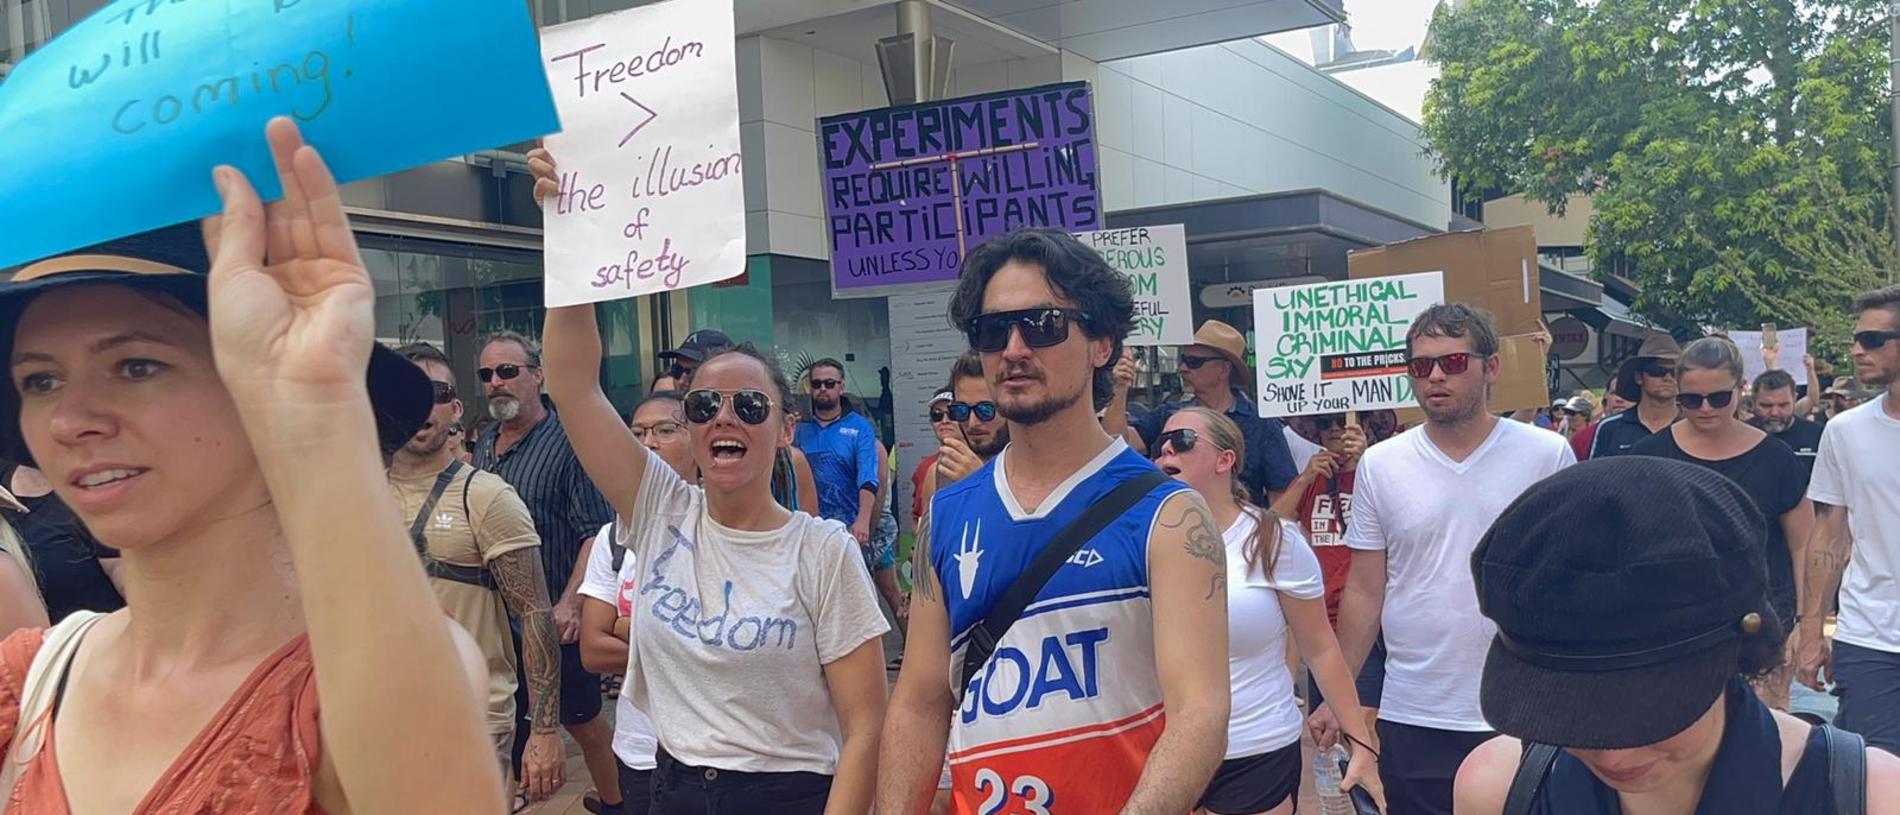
[1160,500,1228,601]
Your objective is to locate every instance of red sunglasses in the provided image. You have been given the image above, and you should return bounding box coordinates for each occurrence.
[1407,352,1482,379]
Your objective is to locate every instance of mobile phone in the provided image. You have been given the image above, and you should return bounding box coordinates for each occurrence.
[1338,754,1381,814]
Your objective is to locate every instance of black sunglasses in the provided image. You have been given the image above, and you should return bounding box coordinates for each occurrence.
[1407,352,1478,379]
[948,401,998,422]
[669,363,692,380]
[811,378,842,390]
[1179,355,1225,370]
[478,363,537,383]
[1854,330,1900,351]
[1641,360,1677,378]
[683,388,774,425]
[1153,428,1199,457]
[965,308,1091,353]
[929,408,952,423]
[1313,415,1347,431]
[430,381,457,405]
[1676,390,1736,411]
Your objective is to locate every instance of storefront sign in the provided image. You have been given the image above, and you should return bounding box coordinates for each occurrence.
[539,0,745,307]
[1252,272,1445,417]
[1077,225,1192,346]
[0,0,558,269]
[1730,328,1810,386]
[1548,316,1591,361]
[819,81,1102,297]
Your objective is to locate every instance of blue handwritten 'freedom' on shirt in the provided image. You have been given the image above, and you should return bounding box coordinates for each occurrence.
[639,525,799,651]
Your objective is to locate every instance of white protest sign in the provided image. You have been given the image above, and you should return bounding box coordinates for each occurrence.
[1075,225,1194,346]
[539,0,745,307]
[1253,272,1445,417]
[1730,328,1810,386]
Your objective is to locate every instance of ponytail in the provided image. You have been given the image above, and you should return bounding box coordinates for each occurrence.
[1177,407,1285,580]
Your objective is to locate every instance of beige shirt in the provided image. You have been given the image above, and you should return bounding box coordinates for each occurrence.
[390,465,540,734]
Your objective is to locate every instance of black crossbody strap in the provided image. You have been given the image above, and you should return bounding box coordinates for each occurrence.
[1823,725,1867,815]
[957,470,1170,696]
[408,460,465,555]
[1503,742,1560,815]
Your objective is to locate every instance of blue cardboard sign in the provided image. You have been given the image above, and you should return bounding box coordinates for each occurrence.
[0,0,560,269]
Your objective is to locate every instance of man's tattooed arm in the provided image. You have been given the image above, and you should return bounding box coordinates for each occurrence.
[492,548,561,733]
[1159,500,1227,601]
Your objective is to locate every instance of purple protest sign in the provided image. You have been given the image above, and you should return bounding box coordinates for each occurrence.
[818,81,1101,296]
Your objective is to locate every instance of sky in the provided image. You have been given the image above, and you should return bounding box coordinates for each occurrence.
[1261,0,1444,123]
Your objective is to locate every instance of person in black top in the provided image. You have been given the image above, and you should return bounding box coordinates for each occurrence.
[1751,369,1825,487]
[1,460,124,622]
[1631,337,1814,709]
[1588,333,1683,458]
[1132,320,1297,502]
[1453,457,1900,814]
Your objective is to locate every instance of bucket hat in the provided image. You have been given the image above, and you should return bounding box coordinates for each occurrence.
[1611,333,1685,403]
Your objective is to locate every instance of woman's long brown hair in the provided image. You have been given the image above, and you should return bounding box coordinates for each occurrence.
[1174,407,1283,579]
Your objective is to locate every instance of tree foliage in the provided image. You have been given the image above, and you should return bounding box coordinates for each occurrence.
[1422,0,1895,361]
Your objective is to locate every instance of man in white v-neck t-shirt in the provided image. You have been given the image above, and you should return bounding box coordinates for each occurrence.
[1320,303,1575,815]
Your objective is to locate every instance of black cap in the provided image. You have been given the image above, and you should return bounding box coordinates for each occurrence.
[658,329,733,363]
[1472,456,1771,749]
[0,225,432,466]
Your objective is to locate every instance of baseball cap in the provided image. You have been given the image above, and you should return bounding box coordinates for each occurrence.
[658,329,733,363]
[0,225,431,466]
[1473,456,1772,749]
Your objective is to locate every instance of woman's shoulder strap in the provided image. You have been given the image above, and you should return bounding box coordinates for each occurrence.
[1504,742,1561,815]
[1820,725,1866,815]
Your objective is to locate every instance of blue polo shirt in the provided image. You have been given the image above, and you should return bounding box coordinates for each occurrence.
[794,407,882,525]
[1136,389,1297,501]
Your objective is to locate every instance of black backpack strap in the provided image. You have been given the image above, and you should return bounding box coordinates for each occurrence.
[408,460,465,556]
[1822,725,1867,815]
[1504,742,1560,815]
[408,462,498,590]
[957,470,1170,696]
[610,519,628,572]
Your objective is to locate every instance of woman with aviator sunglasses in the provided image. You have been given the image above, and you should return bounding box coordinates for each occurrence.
[1153,408,1385,815]
[1632,337,1814,709]
[535,289,890,811]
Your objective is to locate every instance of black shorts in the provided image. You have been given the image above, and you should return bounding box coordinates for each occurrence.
[558,642,604,724]
[1196,741,1300,815]
[619,761,654,815]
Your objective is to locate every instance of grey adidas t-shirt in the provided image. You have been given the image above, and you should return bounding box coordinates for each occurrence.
[618,455,889,774]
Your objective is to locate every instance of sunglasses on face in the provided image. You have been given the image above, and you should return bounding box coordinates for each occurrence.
[1854,330,1900,351]
[929,408,953,423]
[1406,352,1479,379]
[669,364,693,380]
[810,378,842,390]
[965,308,1091,353]
[1153,428,1200,457]
[1313,416,1347,431]
[1178,355,1224,370]
[1641,361,1677,378]
[683,388,775,425]
[948,401,998,422]
[1676,390,1736,411]
[429,381,456,405]
[478,363,537,384]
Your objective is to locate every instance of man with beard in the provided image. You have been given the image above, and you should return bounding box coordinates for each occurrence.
[1316,304,1575,814]
[877,228,1231,814]
[1796,284,1900,755]
[388,342,566,805]
[1752,368,1824,487]
[914,351,1010,510]
[1588,334,1683,458]
[472,331,623,814]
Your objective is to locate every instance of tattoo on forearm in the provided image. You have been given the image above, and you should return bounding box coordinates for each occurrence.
[1160,500,1227,600]
[913,511,937,602]
[493,548,561,732]
[1802,502,1853,619]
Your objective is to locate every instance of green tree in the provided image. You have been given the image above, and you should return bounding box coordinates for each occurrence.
[1422,0,1894,362]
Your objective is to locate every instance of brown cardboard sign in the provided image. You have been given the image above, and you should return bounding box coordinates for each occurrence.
[1347,225,1543,335]
[1348,226,1551,412]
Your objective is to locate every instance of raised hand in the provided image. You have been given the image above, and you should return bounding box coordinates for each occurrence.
[202,118,374,431]
[528,144,560,206]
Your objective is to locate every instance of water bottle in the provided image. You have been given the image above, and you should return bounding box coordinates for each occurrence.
[1314,744,1355,815]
